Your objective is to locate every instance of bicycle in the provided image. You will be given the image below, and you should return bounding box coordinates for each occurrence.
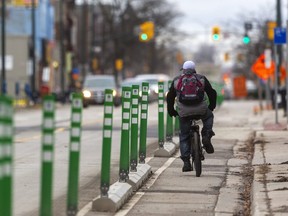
[190,118,205,177]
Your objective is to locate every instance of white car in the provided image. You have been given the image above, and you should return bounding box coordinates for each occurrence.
[134,74,171,101]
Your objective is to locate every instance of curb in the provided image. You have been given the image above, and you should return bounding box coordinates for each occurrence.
[92,182,133,212]
[154,142,176,157]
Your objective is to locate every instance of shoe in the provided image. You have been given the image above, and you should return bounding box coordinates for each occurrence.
[182,161,192,172]
[180,156,192,172]
[202,131,215,154]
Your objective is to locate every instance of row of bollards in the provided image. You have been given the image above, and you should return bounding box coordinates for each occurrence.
[0,79,180,215]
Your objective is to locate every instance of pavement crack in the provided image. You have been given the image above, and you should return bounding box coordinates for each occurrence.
[259,133,273,216]
[142,189,218,195]
[238,132,255,216]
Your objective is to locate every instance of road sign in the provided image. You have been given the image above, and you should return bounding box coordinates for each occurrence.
[274,27,286,44]
[251,54,275,80]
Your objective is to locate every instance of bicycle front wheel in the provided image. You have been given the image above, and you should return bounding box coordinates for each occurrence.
[193,131,202,177]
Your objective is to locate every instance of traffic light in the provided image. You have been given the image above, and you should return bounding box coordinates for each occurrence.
[212,26,220,41]
[266,21,276,41]
[242,34,250,44]
[139,21,154,42]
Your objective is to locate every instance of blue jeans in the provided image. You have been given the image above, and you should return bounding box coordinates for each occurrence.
[179,109,214,158]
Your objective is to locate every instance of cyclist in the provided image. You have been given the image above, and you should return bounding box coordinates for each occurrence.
[167,60,217,172]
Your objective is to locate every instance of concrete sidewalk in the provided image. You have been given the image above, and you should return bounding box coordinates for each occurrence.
[251,109,288,215]
[85,101,288,215]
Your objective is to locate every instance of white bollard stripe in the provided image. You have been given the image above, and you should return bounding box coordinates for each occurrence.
[104,130,111,138]
[132,98,138,105]
[105,106,113,114]
[132,118,138,124]
[104,118,112,126]
[3,163,12,176]
[71,127,81,137]
[159,107,164,112]
[72,113,81,123]
[123,112,130,119]
[124,102,130,109]
[71,141,80,152]
[4,145,12,157]
[122,123,129,130]
[43,151,53,162]
[142,104,148,110]
[142,95,148,101]
[44,118,54,129]
[43,134,53,145]
[141,113,147,119]
[132,108,138,114]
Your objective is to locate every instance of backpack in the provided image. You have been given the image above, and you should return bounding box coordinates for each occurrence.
[176,73,205,105]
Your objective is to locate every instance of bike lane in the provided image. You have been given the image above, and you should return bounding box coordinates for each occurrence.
[86,101,258,216]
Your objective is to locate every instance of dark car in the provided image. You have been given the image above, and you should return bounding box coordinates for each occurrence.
[82,75,121,107]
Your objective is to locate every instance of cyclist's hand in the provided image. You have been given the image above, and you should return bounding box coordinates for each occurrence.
[168,109,178,117]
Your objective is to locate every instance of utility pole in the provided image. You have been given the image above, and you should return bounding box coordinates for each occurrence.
[1,0,6,94]
[31,0,36,100]
[286,1,288,123]
[276,0,282,86]
[59,0,65,102]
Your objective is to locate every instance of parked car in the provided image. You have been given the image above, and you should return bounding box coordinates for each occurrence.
[134,74,171,101]
[82,75,121,107]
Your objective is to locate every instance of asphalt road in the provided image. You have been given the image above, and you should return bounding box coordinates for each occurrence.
[13,102,159,216]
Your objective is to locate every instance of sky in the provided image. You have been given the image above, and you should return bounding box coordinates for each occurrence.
[166,0,287,62]
[76,0,288,58]
[167,0,283,34]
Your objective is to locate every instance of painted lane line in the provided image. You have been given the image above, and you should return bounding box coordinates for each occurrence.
[77,157,154,216]
[115,153,179,216]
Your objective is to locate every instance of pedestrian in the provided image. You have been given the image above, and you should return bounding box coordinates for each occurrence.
[166,60,217,172]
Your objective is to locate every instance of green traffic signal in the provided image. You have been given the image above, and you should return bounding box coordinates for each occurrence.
[140,33,148,41]
[212,34,220,41]
[243,35,250,44]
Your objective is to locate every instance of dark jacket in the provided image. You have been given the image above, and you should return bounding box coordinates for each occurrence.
[167,69,217,117]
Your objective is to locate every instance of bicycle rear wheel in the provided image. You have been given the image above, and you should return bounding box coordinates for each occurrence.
[192,131,202,177]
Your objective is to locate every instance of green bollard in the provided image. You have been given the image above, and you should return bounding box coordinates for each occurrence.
[100,89,114,197]
[119,86,131,182]
[174,106,180,135]
[166,81,173,142]
[139,82,149,164]
[0,96,14,216]
[130,85,139,172]
[158,82,165,148]
[40,95,55,216]
[67,93,83,216]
